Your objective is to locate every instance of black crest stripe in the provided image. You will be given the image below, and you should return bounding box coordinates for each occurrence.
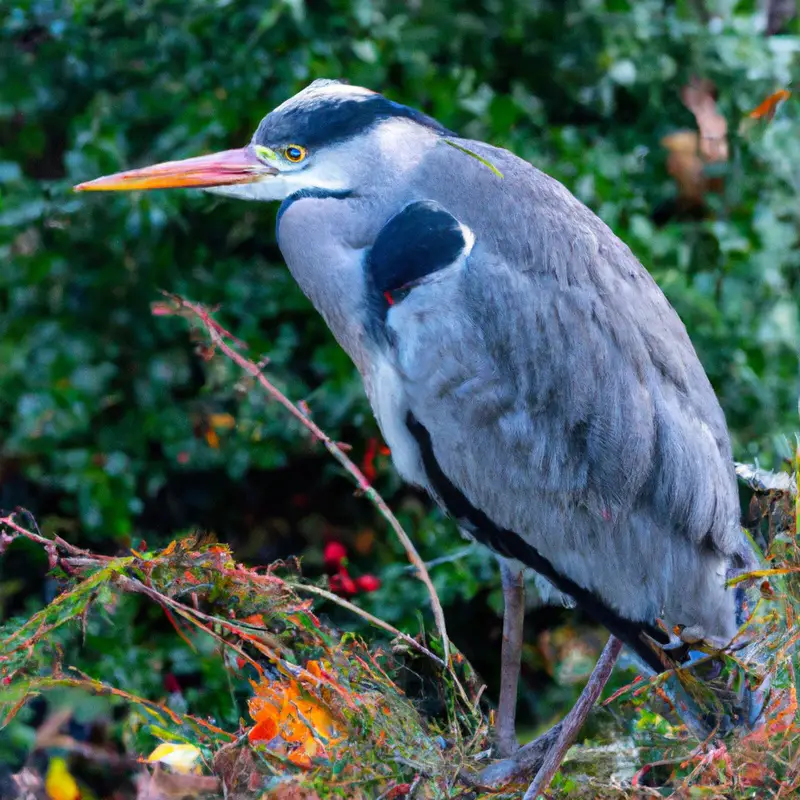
[255,93,455,150]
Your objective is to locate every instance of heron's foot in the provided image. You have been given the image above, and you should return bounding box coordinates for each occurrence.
[478,722,562,788]
[479,636,624,796]
[494,722,519,760]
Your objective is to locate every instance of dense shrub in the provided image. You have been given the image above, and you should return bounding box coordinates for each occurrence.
[1,0,798,777]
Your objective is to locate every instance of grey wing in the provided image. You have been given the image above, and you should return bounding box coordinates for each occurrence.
[371,206,745,660]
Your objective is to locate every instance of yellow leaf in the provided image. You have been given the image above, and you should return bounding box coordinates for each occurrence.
[205,428,220,449]
[45,757,80,800]
[144,742,202,774]
[161,540,177,556]
[209,412,236,430]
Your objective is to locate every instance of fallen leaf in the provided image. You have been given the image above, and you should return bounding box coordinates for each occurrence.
[135,769,220,800]
[248,673,345,767]
[161,540,177,556]
[209,412,236,430]
[265,785,323,800]
[749,88,791,121]
[144,742,202,774]
[45,757,80,800]
[353,528,375,555]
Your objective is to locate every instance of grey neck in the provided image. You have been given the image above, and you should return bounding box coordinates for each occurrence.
[275,189,391,376]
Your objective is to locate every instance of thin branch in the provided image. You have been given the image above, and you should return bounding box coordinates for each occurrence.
[404,544,477,572]
[0,512,112,561]
[523,635,624,799]
[735,462,797,496]
[293,582,445,668]
[166,295,452,665]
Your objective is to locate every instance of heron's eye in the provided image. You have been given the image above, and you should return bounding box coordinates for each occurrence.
[285,145,307,163]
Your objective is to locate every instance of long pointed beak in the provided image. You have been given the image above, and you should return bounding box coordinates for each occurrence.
[74,146,276,192]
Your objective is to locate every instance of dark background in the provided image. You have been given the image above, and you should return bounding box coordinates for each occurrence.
[1,0,798,766]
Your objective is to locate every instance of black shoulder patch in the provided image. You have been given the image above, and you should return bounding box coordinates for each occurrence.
[405,412,674,676]
[369,201,468,294]
[363,201,469,339]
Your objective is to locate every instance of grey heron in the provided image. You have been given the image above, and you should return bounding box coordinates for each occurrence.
[75,79,764,789]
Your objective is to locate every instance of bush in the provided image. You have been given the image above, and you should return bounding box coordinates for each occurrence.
[1,1,799,795]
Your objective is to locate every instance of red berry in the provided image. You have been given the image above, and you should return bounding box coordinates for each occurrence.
[355,574,381,593]
[329,568,357,597]
[323,540,347,573]
[362,437,379,482]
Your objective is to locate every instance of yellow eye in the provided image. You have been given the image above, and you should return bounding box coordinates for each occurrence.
[284,144,307,163]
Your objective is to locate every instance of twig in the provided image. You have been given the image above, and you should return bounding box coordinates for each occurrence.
[404,544,477,572]
[167,295,451,665]
[112,574,273,675]
[735,462,797,496]
[0,512,111,561]
[293,582,445,668]
[523,635,624,799]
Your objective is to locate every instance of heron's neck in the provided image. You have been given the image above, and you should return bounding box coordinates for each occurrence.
[276,190,385,375]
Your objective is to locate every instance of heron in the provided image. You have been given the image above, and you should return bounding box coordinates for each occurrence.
[75,79,764,791]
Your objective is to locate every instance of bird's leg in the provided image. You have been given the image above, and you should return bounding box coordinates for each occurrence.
[495,561,526,758]
[479,635,623,791]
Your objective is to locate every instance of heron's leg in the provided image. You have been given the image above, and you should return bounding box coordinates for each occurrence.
[495,561,526,758]
[479,635,623,791]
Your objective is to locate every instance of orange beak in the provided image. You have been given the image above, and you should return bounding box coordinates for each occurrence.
[74,146,276,192]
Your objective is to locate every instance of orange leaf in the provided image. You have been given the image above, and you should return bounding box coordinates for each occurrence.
[749,89,790,121]
[209,412,236,430]
[247,673,345,767]
[249,716,278,742]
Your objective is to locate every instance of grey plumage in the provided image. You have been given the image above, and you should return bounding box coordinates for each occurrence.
[276,89,754,658]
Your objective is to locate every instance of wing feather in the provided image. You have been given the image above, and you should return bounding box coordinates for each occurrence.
[377,198,743,641]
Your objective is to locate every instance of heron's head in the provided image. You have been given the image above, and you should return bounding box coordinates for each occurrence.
[74,80,452,200]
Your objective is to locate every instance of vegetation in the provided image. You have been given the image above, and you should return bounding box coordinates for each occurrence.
[1,1,798,797]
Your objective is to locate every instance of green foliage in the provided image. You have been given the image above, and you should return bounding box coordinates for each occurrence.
[1,1,799,794]
[0,528,491,798]
[1,0,798,541]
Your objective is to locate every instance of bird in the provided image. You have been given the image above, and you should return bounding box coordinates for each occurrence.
[75,79,765,789]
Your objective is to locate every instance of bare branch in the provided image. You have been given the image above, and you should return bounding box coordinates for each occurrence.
[163,295,452,666]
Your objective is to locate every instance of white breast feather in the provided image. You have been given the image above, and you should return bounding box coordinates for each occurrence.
[368,355,427,488]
